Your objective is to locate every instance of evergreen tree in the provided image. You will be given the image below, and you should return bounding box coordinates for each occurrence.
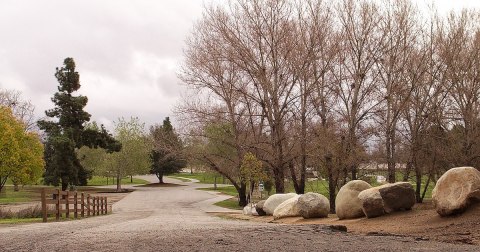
[38,58,121,190]
[150,117,186,183]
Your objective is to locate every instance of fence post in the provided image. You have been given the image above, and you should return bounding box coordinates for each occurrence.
[87,194,91,217]
[92,196,96,216]
[55,189,60,221]
[74,191,78,219]
[81,193,85,218]
[97,197,100,215]
[105,197,108,214]
[66,191,70,219]
[41,188,47,222]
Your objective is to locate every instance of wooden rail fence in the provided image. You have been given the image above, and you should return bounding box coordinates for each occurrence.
[41,189,108,222]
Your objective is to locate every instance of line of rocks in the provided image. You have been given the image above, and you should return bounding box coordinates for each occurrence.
[244,166,480,220]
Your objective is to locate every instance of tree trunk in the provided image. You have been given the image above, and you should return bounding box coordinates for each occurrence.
[61,178,68,191]
[116,172,122,192]
[238,183,248,207]
[13,182,19,192]
[325,154,337,214]
[130,175,133,183]
[156,170,164,184]
[273,166,285,193]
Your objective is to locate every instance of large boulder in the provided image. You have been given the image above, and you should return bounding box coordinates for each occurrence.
[273,195,301,220]
[335,180,372,219]
[263,193,297,215]
[432,167,480,216]
[255,200,267,216]
[358,182,415,218]
[379,182,415,213]
[298,192,330,219]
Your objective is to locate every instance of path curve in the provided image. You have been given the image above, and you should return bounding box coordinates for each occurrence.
[0,176,477,251]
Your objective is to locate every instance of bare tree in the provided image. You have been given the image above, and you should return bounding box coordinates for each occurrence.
[0,89,36,132]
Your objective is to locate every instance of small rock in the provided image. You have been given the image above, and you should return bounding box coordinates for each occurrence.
[255,200,267,216]
[329,225,347,232]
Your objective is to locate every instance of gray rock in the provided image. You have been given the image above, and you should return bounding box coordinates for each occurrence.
[263,193,297,215]
[255,200,267,216]
[358,187,384,218]
[335,180,372,219]
[379,182,415,213]
[358,182,415,218]
[432,167,480,216]
[298,192,330,219]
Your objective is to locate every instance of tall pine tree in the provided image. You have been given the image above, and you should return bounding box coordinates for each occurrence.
[150,117,186,183]
[38,58,121,190]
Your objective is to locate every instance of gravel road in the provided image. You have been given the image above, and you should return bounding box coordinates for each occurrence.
[0,176,477,252]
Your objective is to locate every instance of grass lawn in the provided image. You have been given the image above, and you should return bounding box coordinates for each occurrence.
[214,198,243,210]
[0,185,49,204]
[87,176,149,186]
[169,172,230,184]
[197,186,238,196]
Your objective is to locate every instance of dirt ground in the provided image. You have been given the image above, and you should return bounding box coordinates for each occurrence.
[221,200,480,245]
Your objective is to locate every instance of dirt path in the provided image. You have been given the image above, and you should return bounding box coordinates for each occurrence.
[0,176,477,251]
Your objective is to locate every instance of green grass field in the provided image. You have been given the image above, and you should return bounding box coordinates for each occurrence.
[169,172,230,184]
[86,176,149,186]
[214,198,243,210]
[0,186,47,204]
[197,186,238,196]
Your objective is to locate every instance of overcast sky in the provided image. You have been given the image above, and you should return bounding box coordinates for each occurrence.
[0,0,478,131]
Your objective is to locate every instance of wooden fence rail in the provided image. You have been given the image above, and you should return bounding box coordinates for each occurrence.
[41,188,108,222]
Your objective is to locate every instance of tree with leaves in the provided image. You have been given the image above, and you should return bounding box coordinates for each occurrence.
[38,58,121,190]
[109,117,151,191]
[150,117,186,183]
[0,107,44,192]
[240,152,267,205]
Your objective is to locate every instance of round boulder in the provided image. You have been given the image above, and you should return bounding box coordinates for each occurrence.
[273,195,301,220]
[335,180,372,219]
[432,167,480,216]
[298,192,330,219]
[255,200,267,216]
[263,193,297,215]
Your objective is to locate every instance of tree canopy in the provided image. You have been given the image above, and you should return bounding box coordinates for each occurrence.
[38,58,121,190]
[0,106,44,191]
[150,117,186,183]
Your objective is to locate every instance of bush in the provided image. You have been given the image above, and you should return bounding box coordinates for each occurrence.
[0,205,46,219]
